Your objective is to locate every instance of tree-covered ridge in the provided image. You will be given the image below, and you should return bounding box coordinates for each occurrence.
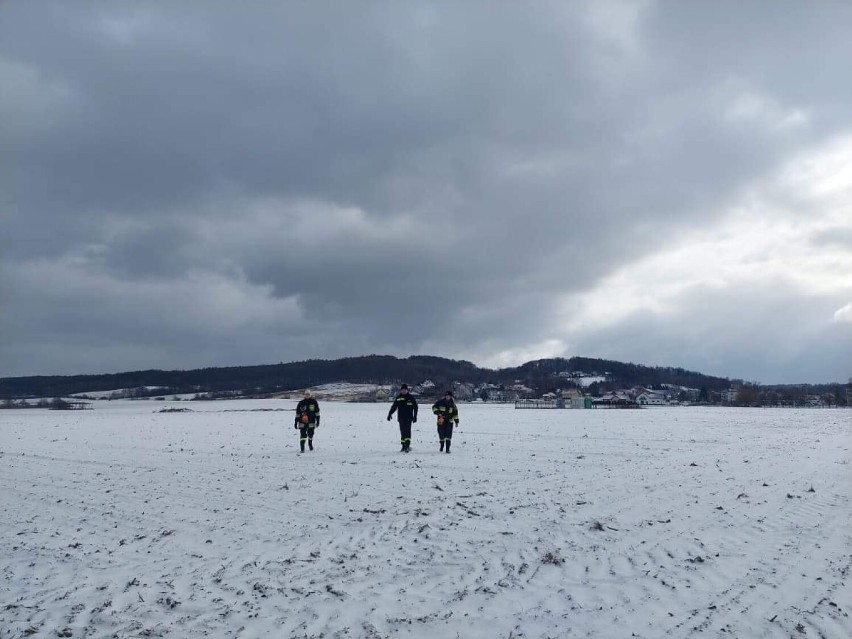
[0,355,734,399]
[501,356,732,389]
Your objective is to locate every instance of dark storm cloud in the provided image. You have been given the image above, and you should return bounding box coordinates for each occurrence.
[2,1,851,380]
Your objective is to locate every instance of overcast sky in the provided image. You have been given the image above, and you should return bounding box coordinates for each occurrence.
[2,1,851,384]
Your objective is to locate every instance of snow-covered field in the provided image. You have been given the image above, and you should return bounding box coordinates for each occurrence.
[2,401,850,638]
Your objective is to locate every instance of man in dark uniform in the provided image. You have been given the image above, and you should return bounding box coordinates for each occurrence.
[387,384,418,452]
[294,390,320,453]
[431,390,459,453]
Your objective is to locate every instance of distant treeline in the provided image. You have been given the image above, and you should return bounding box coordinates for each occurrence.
[0,355,737,399]
[504,357,733,393]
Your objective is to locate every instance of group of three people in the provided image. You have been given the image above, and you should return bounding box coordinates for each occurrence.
[292,385,460,454]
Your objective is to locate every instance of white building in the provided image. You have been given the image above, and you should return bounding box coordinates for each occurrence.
[636,391,668,406]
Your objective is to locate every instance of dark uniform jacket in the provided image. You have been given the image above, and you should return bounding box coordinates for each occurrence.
[295,398,320,427]
[388,393,418,423]
[431,398,459,424]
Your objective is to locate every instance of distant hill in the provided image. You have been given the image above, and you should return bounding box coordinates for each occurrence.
[0,355,733,399]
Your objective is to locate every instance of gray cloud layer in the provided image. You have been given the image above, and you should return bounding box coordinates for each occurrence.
[2,1,851,383]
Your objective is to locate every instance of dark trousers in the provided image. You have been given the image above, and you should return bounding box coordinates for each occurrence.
[299,426,315,450]
[437,422,453,442]
[398,420,412,445]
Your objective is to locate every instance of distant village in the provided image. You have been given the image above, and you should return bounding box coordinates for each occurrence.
[367,372,849,409]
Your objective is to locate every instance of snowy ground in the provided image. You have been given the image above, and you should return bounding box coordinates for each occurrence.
[2,401,850,638]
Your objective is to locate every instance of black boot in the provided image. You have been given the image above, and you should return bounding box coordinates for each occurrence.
[401,443,406,452]
[439,441,444,452]
[308,440,314,451]
[445,440,451,454]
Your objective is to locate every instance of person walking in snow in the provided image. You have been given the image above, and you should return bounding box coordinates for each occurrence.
[387,383,418,452]
[431,390,459,453]
[294,390,320,453]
